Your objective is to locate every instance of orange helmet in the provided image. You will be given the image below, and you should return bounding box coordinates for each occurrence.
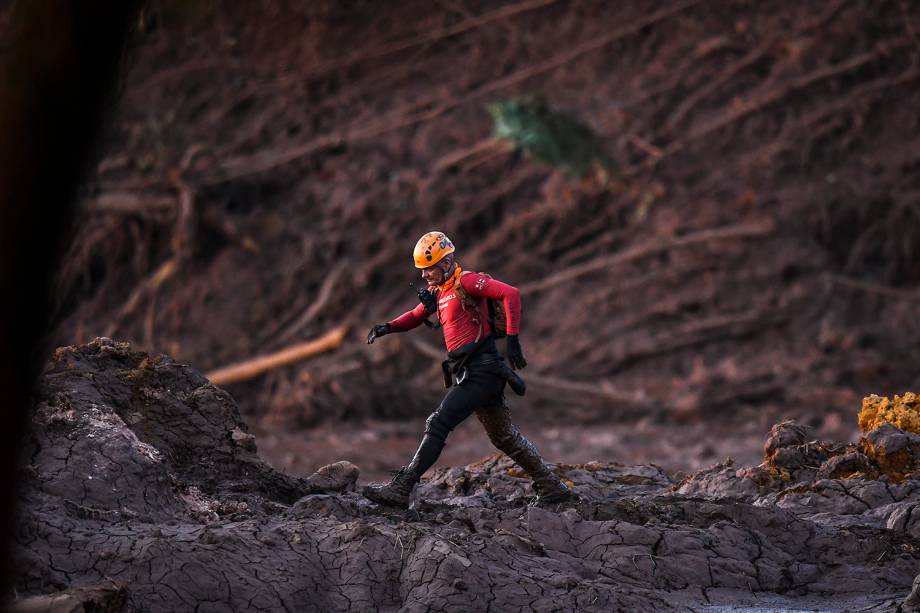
[413,231,455,268]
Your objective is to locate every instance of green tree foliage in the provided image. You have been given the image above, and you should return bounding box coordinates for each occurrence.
[488,96,615,178]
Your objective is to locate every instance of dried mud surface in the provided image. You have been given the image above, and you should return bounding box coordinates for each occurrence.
[11,340,920,612]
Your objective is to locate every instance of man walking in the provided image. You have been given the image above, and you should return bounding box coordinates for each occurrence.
[364,231,573,508]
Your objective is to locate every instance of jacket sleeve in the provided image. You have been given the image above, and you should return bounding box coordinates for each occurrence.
[460,273,521,335]
[387,302,429,332]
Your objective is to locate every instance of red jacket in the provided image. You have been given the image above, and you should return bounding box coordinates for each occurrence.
[388,272,521,352]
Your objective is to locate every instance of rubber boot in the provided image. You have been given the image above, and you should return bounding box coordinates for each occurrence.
[477,405,575,504]
[362,465,421,509]
[362,434,444,508]
[509,436,575,505]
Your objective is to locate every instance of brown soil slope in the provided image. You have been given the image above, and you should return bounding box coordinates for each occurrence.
[50,1,920,431]
[11,340,920,611]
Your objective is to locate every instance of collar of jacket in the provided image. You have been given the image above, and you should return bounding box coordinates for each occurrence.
[436,263,463,294]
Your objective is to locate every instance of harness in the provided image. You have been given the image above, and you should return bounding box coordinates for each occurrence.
[429,270,506,341]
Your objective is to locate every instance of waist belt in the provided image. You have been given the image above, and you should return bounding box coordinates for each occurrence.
[442,336,496,386]
[440,336,525,395]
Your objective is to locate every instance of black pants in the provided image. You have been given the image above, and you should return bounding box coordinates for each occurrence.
[407,365,504,476]
[424,367,504,442]
[409,365,556,487]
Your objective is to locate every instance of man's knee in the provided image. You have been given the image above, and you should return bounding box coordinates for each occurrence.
[488,429,516,452]
[478,410,517,451]
[424,410,452,442]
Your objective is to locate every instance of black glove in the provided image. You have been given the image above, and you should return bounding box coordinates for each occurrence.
[366,323,391,344]
[506,334,527,370]
[416,287,437,314]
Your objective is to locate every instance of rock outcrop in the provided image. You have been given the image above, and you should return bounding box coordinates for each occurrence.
[10,340,920,611]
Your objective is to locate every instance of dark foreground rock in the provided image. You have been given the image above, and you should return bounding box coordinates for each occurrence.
[10,340,920,611]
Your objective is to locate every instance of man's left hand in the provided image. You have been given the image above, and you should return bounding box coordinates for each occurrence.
[417,287,437,314]
[506,334,527,369]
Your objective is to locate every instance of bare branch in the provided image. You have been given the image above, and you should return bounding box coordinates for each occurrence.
[207,324,350,386]
[830,275,920,303]
[518,219,775,296]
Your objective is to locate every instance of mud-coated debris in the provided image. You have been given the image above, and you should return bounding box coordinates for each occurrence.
[11,342,920,611]
[860,424,920,481]
[8,582,126,613]
[675,460,764,500]
[735,465,780,488]
[304,460,359,492]
[231,427,257,451]
[763,420,809,457]
[816,451,878,480]
[549,574,581,590]
[860,393,920,434]
[904,573,920,611]
[197,527,222,544]
[771,446,808,470]
[886,505,920,539]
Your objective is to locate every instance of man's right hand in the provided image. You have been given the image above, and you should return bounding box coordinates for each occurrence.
[367,323,391,344]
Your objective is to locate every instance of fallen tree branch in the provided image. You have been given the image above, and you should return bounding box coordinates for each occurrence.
[799,0,847,33]
[303,0,562,81]
[430,137,511,174]
[104,258,178,338]
[528,374,657,409]
[829,275,920,303]
[663,36,776,133]
[662,41,905,158]
[619,35,738,112]
[104,145,203,338]
[82,192,175,218]
[130,59,249,98]
[602,307,788,374]
[274,262,348,345]
[743,66,920,168]
[207,324,350,386]
[518,219,775,296]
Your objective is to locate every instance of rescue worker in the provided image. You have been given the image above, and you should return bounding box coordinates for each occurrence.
[363,231,574,508]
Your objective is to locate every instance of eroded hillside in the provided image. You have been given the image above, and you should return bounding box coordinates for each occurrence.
[47,1,920,445]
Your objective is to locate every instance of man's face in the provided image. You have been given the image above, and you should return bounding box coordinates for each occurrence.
[421,263,446,286]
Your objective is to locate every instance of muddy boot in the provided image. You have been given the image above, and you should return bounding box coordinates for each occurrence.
[362,466,421,509]
[515,441,575,505]
[477,404,576,504]
[362,434,444,509]
[532,472,575,505]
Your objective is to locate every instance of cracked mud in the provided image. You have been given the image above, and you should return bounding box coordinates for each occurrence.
[10,340,920,611]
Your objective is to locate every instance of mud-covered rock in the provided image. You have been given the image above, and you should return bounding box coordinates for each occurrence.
[21,338,313,523]
[860,393,920,434]
[674,459,767,501]
[303,460,359,492]
[763,420,809,457]
[904,573,920,611]
[7,582,126,613]
[861,423,920,481]
[817,450,878,480]
[10,342,920,611]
